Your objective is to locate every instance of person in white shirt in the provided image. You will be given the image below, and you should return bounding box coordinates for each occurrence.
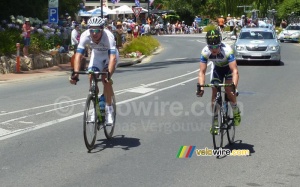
[70,17,118,125]
[143,22,150,35]
[71,24,80,52]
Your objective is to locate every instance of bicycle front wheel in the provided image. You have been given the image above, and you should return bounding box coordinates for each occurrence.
[212,101,225,149]
[226,103,235,144]
[104,95,116,139]
[83,94,98,151]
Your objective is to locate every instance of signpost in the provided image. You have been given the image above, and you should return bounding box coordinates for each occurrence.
[49,8,58,23]
[48,0,58,23]
[132,7,142,18]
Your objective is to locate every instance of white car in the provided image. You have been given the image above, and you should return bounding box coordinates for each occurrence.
[278,24,300,42]
[234,27,281,65]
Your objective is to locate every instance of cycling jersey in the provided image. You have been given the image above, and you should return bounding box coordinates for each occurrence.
[200,43,235,67]
[200,43,236,83]
[77,29,119,71]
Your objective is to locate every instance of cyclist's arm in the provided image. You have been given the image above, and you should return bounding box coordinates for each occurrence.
[108,52,116,76]
[107,31,118,77]
[225,45,239,88]
[198,62,207,89]
[70,32,89,84]
[74,52,83,72]
[198,49,210,87]
[229,60,239,88]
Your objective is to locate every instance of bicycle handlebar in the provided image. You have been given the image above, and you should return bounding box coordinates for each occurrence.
[198,83,235,88]
[70,70,109,85]
[197,83,238,96]
[72,70,108,76]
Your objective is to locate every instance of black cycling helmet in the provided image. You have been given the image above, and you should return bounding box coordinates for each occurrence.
[206,29,221,45]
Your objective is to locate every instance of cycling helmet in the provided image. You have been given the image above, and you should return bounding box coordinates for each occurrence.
[87,16,105,27]
[206,30,221,45]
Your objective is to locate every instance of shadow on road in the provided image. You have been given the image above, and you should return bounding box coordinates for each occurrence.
[237,60,284,66]
[88,135,141,153]
[216,140,255,159]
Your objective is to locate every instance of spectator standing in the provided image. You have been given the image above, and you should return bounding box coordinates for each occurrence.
[115,22,123,49]
[217,15,225,32]
[22,18,34,58]
[133,23,139,38]
[71,24,80,53]
[226,14,232,24]
[144,22,150,35]
[228,17,235,32]
[281,19,287,28]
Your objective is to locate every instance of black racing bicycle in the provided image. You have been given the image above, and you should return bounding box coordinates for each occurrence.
[198,83,236,149]
[73,70,116,151]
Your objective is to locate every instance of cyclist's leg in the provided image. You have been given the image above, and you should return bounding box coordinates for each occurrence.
[210,65,225,108]
[224,69,237,104]
[224,70,241,126]
[102,53,118,106]
[87,55,101,95]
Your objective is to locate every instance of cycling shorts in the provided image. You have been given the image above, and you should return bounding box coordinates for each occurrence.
[210,65,232,84]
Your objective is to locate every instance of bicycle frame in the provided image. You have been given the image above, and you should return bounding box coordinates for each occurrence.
[199,83,236,148]
[214,86,232,129]
[75,70,108,123]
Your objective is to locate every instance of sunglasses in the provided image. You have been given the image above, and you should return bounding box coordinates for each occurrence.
[89,28,103,34]
[208,44,220,49]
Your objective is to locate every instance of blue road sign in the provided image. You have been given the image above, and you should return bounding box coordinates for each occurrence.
[49,7,58,23]
[195,17,202,23]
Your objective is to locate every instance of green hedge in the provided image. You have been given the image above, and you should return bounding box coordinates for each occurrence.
[0,29,63,56]
[0,29,23,56]
[121,36,160,56]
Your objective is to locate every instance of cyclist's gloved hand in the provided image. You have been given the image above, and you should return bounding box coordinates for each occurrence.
[69,70,79,85]
[196,90,204,97]
[196,83,204,97]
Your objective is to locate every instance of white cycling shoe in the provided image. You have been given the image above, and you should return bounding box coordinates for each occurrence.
[105,105,114,125]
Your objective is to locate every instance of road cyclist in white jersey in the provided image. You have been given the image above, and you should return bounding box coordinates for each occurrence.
[196,29,241,134]
[70,16,119,125]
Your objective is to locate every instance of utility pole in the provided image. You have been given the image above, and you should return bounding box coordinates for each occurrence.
[148,0,150,18]
[100,0,103,18]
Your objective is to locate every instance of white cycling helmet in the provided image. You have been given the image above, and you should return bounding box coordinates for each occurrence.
[87,17,105,27]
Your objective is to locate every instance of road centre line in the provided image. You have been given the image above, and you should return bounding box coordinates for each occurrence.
[0,70,212,141]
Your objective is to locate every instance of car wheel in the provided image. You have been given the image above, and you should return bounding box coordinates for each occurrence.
[280,40,284,43]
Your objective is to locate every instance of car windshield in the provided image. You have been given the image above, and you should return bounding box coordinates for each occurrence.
[286,25,300,30]
[239,31,274,39]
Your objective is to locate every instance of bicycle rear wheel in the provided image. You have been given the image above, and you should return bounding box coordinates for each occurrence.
[212,101,225,149]
[226,102,235,144]
[104,95,116,139]
[83,94,98,151]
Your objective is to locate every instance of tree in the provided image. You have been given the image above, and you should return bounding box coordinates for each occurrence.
[0,0,81,21]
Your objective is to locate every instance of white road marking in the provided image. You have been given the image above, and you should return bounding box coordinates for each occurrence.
[165,57,188,61]
[127,87,156,94]
[0,128,11,136]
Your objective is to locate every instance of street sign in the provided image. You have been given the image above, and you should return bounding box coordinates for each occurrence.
[195,17,202,23]
[132,7,142,18]
[49,7,58,23]
[49,0,59,8]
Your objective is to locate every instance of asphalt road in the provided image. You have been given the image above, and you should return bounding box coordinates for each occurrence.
[1,34,300,187]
